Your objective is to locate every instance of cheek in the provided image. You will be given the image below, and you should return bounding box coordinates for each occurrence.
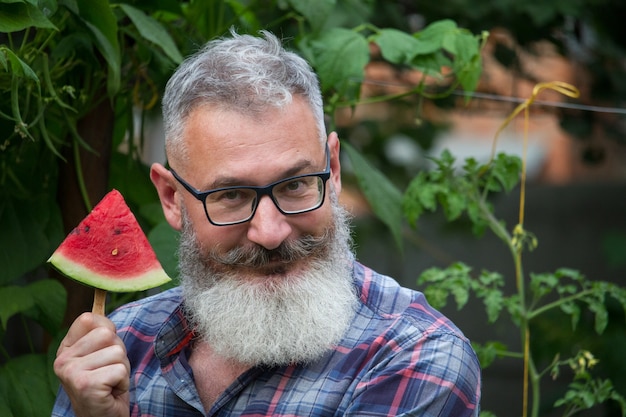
[194,224,243,253]
[295,205,335,236]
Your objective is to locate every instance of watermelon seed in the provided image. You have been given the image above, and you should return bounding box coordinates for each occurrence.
[112,248,118,256]
[84,226,90,233]
[114,228,121,235]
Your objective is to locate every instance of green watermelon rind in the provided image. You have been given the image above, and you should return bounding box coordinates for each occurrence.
[47,189,172,293]
[49,250,171,292]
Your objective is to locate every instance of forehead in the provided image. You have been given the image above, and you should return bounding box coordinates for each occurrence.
[177,98,323,185]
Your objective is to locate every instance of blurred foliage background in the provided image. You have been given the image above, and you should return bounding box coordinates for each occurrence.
[1,0,625,416]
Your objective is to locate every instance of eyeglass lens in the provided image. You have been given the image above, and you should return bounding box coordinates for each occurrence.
[205,175,324,224]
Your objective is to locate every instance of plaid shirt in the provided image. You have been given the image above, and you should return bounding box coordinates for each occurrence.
[53,261,481,416]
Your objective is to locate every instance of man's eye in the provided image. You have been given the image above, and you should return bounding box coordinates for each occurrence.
[222,190,244,200]
[210,189,252,204]
[285,179,305,191]
[276,177,317,196]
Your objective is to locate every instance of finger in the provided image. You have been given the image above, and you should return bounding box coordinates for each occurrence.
[55,324,128,386]
[63,363,131,417]
[58,346,131,404]
[60,312,117,349]
[81,362,130,394]
[55,335,128,381]
[67,360,129,393]
[68,325,125,358]
[80,343,130,372]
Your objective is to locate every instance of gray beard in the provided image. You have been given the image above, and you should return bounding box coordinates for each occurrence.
[178,196,358,367]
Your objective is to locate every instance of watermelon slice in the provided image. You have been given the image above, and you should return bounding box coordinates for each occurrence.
[48,189,171,292]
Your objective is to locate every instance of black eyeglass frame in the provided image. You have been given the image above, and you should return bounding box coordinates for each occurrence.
[170,144,331,226]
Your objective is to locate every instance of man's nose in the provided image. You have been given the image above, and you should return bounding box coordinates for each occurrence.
[246,195,292,250]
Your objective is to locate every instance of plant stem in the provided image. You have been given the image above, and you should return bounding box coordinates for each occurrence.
[19,28,31,52]
[72,131,92,213]
[530,357,541,417]
[493,349,525,359]
[21,315,35,353]
[527,289,594,320]
[477,195,511,245]
[516,252,531,417]
[479,188,536,417]
[0,342,11,361]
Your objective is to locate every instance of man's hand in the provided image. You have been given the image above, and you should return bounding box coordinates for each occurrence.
[54,313,131,417]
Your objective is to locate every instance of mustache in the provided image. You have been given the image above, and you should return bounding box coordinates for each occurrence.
[207,231,331,268]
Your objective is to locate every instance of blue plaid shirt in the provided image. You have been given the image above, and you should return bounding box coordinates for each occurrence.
[53,261,481,416]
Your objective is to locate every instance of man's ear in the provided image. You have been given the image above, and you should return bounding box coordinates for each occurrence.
[150,163,183,231]
[327,131,342,196]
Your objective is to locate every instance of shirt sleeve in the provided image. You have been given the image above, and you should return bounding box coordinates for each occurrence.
[342,331,481,417]
[51,385,76,417]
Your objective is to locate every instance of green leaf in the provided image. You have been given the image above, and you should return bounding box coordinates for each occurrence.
[46,331,64,396]
[139,202,167,226]
[287,0,335,32]
[417,263,474,310]
[0,46,39,83]
[605,283,626,318]
[472,340,508,368]
[0,286,34,329]
[342,142,404,250]
[373,29,423,64]
[410,51,450,77]
[22,279,67,334]
[309,28,369,96]
[0,197,57,285]
[0,366,14,417]
[451,283,470,310]
[118,3,183,64]
[416,19,457,49]
[581,390,595,408]
[477,270,505,287]
[456,53,482,94]
[588,297,608,334]
[555,268,585,281]
[402,172,431,227]
[504,294,523,325]
[412,19,483,92]
[416,181,442,211]
[530,272,559,299]
[0,354,56,416]
[560,301,581,330]
[440,187,466,221]
[0,1,57,32]
[225,0,260,30]
[148,221,179,283]
[423,286,450,310]
[109,151,159,207]
[0,400,12,417]
[0,196,49,285]
[451,30,479,63]
[74,0,121,96]
[453,29,482,91]
[482,289,504,323]
[487,153,522,192]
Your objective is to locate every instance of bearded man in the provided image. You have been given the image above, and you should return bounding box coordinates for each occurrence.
[53,30,481,417]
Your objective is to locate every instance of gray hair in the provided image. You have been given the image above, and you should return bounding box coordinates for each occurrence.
[162,30,326,161]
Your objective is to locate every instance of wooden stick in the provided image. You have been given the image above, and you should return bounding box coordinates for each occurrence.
[92,288,107,316]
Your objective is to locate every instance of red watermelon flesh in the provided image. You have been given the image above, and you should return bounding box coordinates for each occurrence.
[48,189,171,292]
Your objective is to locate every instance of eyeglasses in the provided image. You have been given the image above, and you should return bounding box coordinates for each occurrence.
[170,144,331,226]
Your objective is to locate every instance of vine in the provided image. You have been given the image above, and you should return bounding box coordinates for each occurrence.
[403,82,626,417]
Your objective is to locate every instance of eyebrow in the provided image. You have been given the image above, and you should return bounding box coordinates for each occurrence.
[204,158,317,190]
